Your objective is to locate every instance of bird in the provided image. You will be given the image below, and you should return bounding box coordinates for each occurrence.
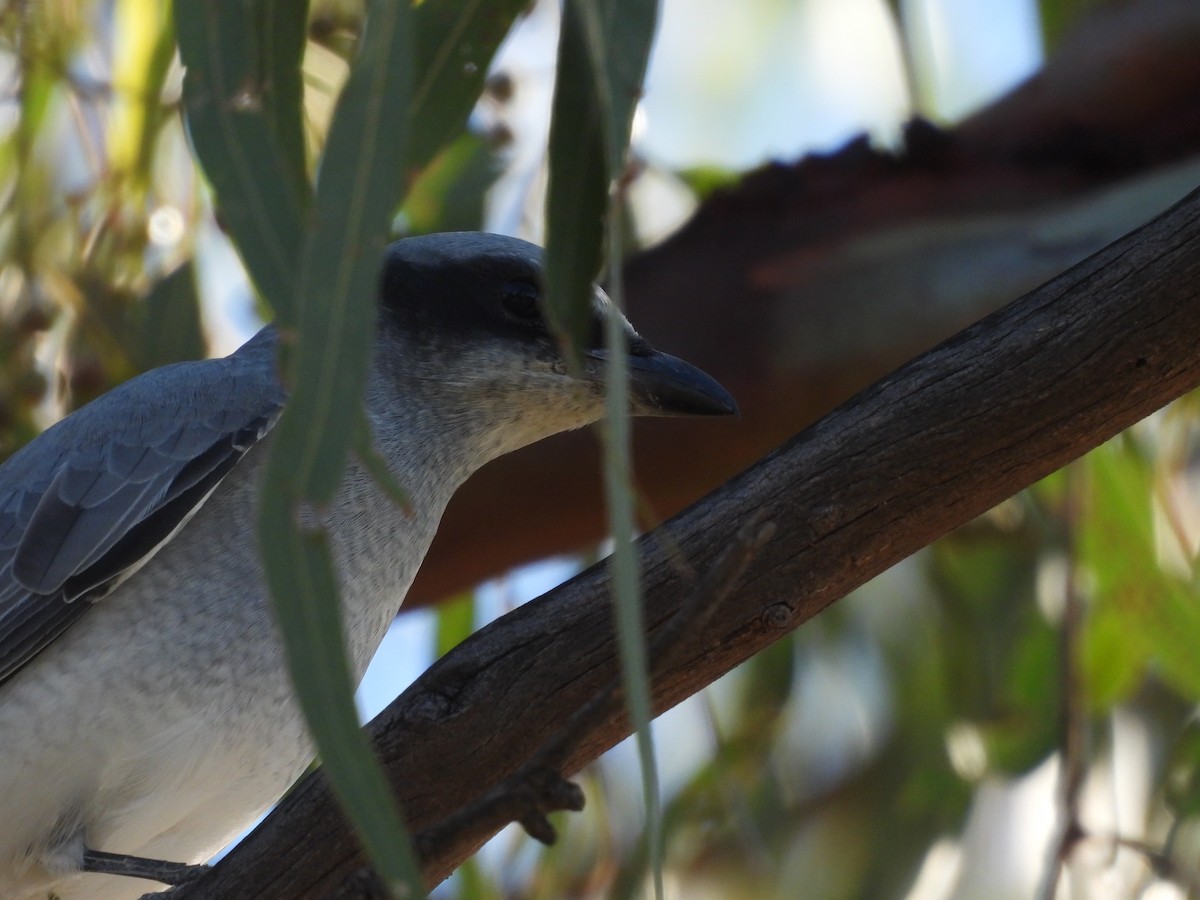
[0,232,736,900]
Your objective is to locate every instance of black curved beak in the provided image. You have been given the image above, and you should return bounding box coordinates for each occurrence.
[587,348,738,417]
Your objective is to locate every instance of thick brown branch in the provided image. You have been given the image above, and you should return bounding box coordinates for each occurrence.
[172,179,1200,897]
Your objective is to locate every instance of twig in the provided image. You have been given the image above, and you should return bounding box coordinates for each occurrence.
[1112,834,1200,895]
[1037,464,1089,900]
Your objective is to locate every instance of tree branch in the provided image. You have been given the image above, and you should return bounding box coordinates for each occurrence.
[173,186,1200,898]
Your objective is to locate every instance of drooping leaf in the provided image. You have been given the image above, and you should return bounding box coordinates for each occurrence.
[257,0,311,198]
[352,408,411,510]
[543,0,607,364]
[259,495,421,896]
[259,0,422,892]
[545,0,661,893]
[181,0,541,891]
[277,0,413,502]
[544,0,657,359]
[408,0,529,172]
[1165,717,1200,819]
[128,260,205,370]
[175,0,309,315]
[982,615,1059,774]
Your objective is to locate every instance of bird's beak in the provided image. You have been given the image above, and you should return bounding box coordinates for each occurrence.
[586,348,739,417]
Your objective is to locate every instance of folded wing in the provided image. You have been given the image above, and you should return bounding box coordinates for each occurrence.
[0,328,284,683]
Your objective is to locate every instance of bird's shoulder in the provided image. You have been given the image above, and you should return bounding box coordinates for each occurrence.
[0,327,285,682]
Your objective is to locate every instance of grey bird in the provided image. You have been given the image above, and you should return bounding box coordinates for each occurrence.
[0,232,735,900]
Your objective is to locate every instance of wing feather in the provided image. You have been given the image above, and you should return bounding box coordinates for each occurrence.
[0,326,284,683]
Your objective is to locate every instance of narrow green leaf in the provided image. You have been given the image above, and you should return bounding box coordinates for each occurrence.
[1079,441,1156,707]
[544,1,606,363]
[12,16,57,234]
[258,488,421,898]
[175,0,309,315]
[408,0,529,171]
[1165,718,1200,819]
[110,0,177,189]
[260,0,422,893]
[544,0,657,359]
[1080,599,1145,708]
[129,260,205,370]
[15,47,54,152]
[982,617,1059,774]
[257,0,311,197]
[282,0,414,502]
[546,0,661,892]
[601,242,663,898]
[182,2,563,893]
[588,0,656,175]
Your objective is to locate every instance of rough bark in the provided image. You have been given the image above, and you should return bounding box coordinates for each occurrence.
[168,179,1200,898]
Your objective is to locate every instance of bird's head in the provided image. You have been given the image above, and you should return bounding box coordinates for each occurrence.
[372,232,736,462]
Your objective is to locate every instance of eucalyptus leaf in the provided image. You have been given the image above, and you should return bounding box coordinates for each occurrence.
[353,408,411,510]
[544,0,656,359]
[129,260,205,370]
[545,0,661,893]
[180,0,545,892]
[408,0,529,171]
[1165,717,1200,819]
[401,132,496,235]
[257,0,310,197]
[544,0,607,363]
[258,492,420,897]
[281,0,413,502]
[258,0,423,892]
[175,0,309,316]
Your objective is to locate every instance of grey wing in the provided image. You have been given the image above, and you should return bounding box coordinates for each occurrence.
[0,327,284,684]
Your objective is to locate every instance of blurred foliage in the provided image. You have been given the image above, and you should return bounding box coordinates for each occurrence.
[3,1,1200,898]
[675,165,741,200]
[0,0,189,456]
[0,0,506,462]
[1038,0,1109,50]
[435,591,477,660]
[401,133,495,236]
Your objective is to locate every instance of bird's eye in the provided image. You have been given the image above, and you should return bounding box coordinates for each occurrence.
[500,281,542,321]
